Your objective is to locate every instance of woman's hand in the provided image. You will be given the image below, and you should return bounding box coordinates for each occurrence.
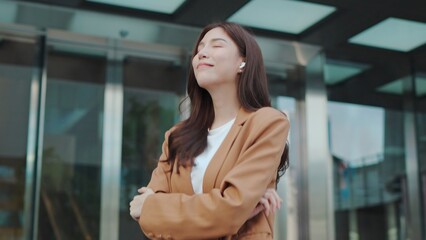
[129,187,154,221]
[249,188,282,219]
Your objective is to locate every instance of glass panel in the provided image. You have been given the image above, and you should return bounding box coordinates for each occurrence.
[37,44,106,239]
[330,102,406,240]
[269,61,301,240]
[118,55,184,239]
[416,48,426,235]
[0,34,38,239]
[327,55,409,239]
[271,95,297,240]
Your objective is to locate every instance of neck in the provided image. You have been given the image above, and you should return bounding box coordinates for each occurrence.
[208,85,240,130]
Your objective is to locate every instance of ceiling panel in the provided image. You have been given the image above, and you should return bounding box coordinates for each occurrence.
[228,0,336,34]
[86,0,186,14]
[349,17,426,52]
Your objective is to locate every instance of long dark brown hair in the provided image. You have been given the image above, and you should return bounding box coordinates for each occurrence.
[166,22,289,182]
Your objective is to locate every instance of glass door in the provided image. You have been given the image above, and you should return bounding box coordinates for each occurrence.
[36,32,109,240]
[117,42,186,240]
[415,48,426,238]
[0,25,41,240]
[326,56,412,240]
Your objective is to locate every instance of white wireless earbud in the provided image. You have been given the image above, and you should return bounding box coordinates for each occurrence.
[239,62,246,69]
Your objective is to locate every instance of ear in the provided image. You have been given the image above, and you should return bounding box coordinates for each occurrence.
[239,62,246,69]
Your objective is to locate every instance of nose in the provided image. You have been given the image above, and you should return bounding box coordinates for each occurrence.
[197,47,208,59]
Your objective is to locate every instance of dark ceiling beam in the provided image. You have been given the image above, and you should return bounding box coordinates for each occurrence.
[300,10,387,49]
[335,65,408,92]
[173,0,250,27]
[412,46,426,72]
[324,62,411,111]
[326,44,410,69]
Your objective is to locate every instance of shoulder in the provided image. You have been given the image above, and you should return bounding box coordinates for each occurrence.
[249,107,289,124]
[240,107,290,136]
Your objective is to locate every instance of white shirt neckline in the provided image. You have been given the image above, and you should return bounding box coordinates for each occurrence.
[191,117,236,194]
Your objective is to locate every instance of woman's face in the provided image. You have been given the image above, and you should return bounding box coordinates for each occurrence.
[192,27,244,90]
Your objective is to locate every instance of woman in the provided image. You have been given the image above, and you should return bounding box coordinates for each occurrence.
[130,22,290,239]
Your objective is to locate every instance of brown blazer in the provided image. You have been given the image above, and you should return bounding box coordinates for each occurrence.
[139,107,290,240]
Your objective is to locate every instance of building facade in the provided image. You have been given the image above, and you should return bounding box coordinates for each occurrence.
[0,0,425,239]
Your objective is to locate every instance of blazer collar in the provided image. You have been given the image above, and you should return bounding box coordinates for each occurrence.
[172,107,253,195]
[235,107,251,126]
[202,107,252,192]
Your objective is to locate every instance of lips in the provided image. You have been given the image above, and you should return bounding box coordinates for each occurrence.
[196,62,213,69]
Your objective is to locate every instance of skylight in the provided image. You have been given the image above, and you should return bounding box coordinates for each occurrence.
[0,1,17,23]
[349,18,426,52]
[324,60,369,85]
[228,0,336,34]
[377,74,426,97]
[87,0,186,14]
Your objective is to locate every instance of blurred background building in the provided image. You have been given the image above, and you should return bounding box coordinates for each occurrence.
[0,0,425,239]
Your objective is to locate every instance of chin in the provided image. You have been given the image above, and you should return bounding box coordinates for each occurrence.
[195,77,218,89]
[196,81,212,90]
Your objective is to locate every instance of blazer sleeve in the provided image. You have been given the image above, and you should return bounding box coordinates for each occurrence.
[146,129,172,193]
[139,109,290,239]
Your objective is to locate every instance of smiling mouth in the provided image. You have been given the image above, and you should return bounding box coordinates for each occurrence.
[197,63,213,69]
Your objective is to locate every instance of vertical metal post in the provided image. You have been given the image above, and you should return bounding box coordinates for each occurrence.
[23,37,41,240]
[99,40,123,240]
[349,209,359,240]
[296,100,311,240]
[23,33,48,240]
[403,74,422,240]
[303,52,335,240]
[386,203,397,240]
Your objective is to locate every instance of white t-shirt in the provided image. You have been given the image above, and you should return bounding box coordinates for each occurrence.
[191,118,236,194]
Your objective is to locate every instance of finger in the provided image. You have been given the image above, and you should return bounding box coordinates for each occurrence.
[271,191,281,212]
[138,187,148,193]
[267,189,282,211]
[253,204,264,216]
[272,190,283,209]
[270,190,282,210]
[268,193,278,213]
[257,204,265,213]
[130,211,139,221]
[129,205,141,221]
[264,191,277,211]
[129,207,136,220]
[139,187,154,194]
[260,198,270,216]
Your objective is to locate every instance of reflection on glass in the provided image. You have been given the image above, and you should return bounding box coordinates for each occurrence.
[0,37,37,239]
[119,55,182,239]
[38,49,105,239]
[329,102,406,240]
[272,95,297,240]
[416,71,426,234]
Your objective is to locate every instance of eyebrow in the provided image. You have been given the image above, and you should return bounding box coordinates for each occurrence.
[198,38,228,47]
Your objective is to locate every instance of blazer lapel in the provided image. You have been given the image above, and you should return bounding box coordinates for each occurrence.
[170,163,195,195]
[202,108,251,192]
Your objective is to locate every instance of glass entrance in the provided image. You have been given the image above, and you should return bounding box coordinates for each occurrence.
[36,35,108,240]
[117,44,186,240]
[0,21,307,240]
[0,27,40,240]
